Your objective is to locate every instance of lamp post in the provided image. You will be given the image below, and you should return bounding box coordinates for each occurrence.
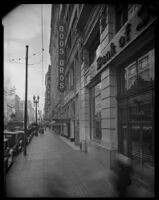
[33,95,39,136]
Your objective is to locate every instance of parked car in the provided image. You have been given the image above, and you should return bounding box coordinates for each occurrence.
[4,131,25,155]
[26,128,32,144]
[4,137,14,172]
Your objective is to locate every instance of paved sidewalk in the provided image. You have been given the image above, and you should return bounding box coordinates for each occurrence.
[5,129,154,197]
[6,129,116,197]
[59,135,80,151]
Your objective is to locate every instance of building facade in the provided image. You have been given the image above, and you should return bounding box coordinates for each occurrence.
[4,87,16,123]
[27,100,35,124]
[48,3,157,193]
[19,100,35,125]
[44,65,52,120]
[14,94,21,121]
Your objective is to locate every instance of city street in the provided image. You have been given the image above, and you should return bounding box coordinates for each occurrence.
[6,129,116,197]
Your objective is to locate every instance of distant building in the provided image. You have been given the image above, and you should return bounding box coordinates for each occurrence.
[44,65,52,120]
[3,87,16,123]
[19,100,35,124]
[4,89,8,124]
[15,94,21,121]
[27,100,35,124]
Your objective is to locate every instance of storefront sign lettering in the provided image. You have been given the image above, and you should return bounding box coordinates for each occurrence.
[58,22,65,92]
[97,42,117,70]
[97,23,131,70]
[96,4,157,72]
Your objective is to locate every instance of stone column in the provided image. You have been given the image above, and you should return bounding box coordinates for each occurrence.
[100,67,118,168]
[79,51,90,152]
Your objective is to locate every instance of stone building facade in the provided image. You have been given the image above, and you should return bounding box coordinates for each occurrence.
[44,65,52,120]
[46,4,64,127]
[48,4,157,194]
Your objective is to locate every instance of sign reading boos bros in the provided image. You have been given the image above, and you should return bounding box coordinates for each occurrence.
[58,22,65,92]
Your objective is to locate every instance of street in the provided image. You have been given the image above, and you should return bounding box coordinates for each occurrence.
[6,129,116,197]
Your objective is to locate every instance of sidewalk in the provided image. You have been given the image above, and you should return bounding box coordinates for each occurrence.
[6,129,116,197]
[59,135,80,151]
[5,129,154,197]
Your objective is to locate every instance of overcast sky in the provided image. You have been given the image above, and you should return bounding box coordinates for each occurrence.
[3,4,51,114]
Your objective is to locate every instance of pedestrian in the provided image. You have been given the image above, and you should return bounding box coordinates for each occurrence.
[113,153,134,197]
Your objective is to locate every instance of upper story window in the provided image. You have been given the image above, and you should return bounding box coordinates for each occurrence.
[69,4,74,14]
[70,65,74,90]
[66,65,75,92]
[89,33,100,66]
[100,5,107,33]
[115,4,128,33]
[128,4,140,19]
[68,34,71,50]
[47,76,51,81]
[75,53,81,82]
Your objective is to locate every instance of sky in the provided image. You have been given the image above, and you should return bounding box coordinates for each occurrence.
[3,4,51,114]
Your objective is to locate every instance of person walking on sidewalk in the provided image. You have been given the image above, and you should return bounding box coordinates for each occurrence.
[113,154,134,197]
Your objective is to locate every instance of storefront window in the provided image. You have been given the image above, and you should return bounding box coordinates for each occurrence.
[125,62,137,90]
[123,50,154,92]
[90,82,102,141]
[138,55,150,81]
[117,49,154,170]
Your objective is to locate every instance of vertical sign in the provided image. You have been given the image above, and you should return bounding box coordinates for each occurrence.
[58,22,65,92]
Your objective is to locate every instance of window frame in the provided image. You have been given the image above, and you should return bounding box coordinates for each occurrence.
[115,4,128,33]
[125,61,137,90]
[90,81,102,142]
[89,33,100,66]
[121,51,153,93]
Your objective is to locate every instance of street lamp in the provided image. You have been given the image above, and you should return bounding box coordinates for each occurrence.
[33,95,39,136]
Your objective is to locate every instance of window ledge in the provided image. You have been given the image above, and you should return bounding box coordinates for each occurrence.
[88,139,111,150]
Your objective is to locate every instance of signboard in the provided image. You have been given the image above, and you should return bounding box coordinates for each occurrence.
[58,22,65,92]
[97,5,157,71]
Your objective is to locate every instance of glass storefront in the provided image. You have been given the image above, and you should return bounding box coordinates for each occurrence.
[117,49,154,171]
[90,82,102,141]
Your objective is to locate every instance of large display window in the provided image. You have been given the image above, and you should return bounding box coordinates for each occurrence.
[117,49,154,170]
[90,82,102,141]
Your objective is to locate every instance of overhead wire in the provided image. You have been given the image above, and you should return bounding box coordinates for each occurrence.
[6,49,44,65]
[7,49,43,62]
[7,58,43,66]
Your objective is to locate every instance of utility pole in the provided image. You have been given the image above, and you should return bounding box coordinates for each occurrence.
[24,45,29,156]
